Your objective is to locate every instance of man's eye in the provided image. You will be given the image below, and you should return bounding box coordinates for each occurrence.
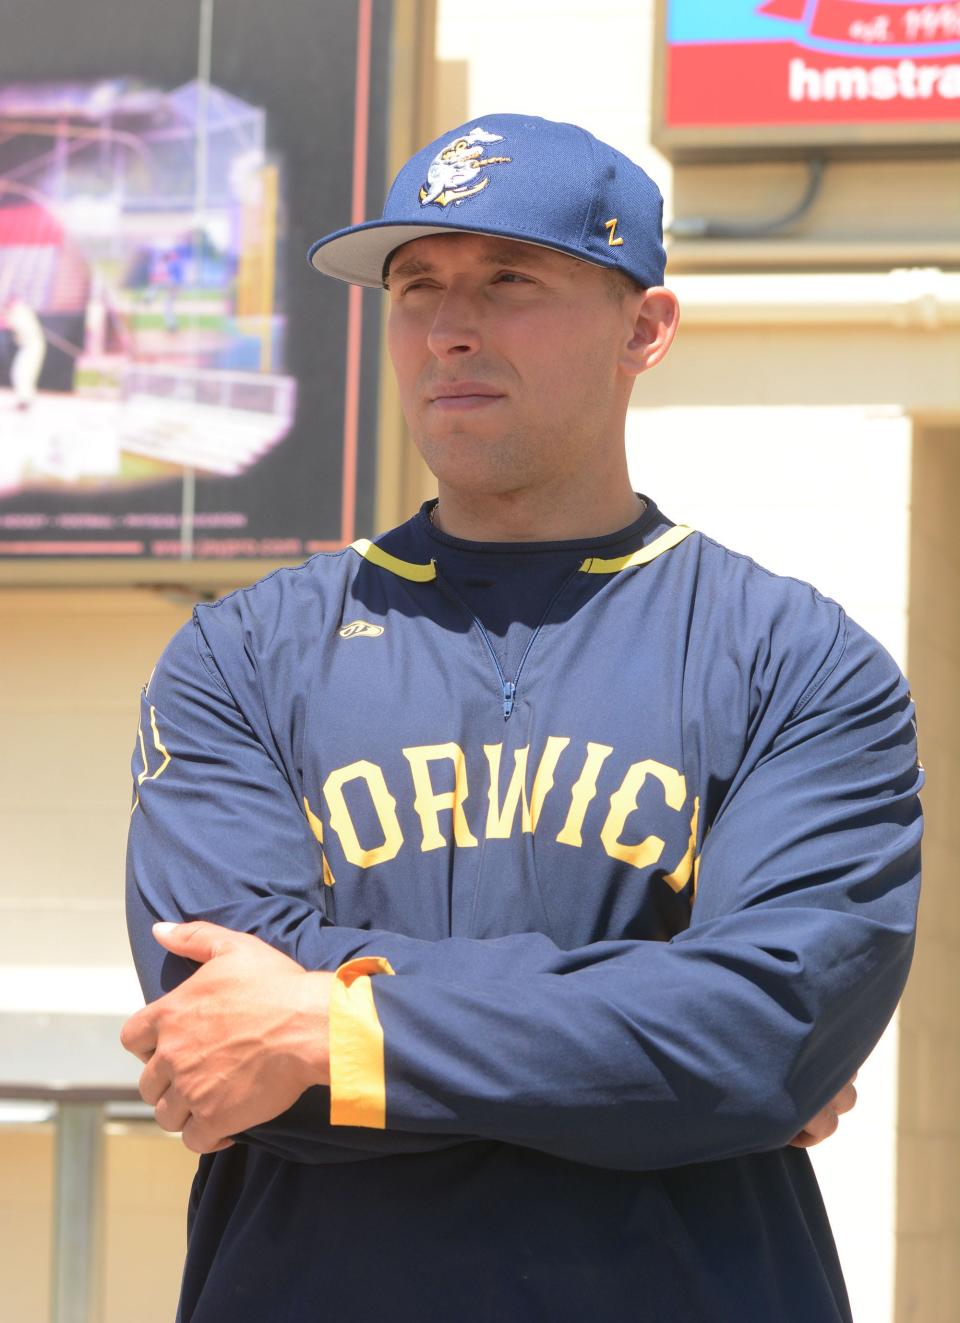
[494,272,532,285]
[394,281,441,301]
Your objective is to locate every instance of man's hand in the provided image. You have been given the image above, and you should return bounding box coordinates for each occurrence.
[120,922,333,1154]
[788,1074,858,1149]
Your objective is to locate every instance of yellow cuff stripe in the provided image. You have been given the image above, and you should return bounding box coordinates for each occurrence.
[350,539,437,582]
[579,525,695,574]
[329,956,396,1129]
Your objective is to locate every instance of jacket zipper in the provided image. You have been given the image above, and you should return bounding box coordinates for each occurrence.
[437,566,581,721]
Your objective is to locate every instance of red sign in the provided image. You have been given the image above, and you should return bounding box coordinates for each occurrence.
[658,0,960,154]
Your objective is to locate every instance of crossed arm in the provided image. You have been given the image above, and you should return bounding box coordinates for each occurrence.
[122,613,919,1168]
[121,919,858,1155]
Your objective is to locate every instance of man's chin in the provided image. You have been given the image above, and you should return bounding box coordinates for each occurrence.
[417,415,499,444]
[412,424,540,486]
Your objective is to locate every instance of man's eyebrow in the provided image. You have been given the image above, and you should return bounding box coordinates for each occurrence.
[385,243,554,284]
[386,255,433,281]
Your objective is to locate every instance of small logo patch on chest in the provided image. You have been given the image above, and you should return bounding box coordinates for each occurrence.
[338,619,385,639]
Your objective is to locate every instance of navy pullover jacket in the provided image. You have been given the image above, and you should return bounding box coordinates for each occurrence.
[127,498,922,1322]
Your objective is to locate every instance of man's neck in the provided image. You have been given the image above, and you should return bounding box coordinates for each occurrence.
[429,487,646,544]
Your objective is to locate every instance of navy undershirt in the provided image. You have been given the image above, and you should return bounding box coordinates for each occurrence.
[414,498,654,679]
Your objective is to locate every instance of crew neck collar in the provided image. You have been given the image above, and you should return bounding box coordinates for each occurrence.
[416,497,658,555]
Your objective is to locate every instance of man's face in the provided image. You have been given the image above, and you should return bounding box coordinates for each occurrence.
[385,232,642,502]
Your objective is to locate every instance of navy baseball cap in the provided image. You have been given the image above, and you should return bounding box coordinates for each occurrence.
[308,113,666,289]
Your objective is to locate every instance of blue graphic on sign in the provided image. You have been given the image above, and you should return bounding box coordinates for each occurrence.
[667,0,798,43]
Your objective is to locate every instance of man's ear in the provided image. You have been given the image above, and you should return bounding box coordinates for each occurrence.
[619,287,679,377]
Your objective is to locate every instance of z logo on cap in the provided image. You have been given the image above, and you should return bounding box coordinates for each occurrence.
[419,127,511,208]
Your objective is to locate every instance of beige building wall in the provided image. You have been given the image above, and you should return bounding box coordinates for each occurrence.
[897,427,960,1323]
[0,590,194,1321]
[0,590,191,968]
[0,1123,197,1323]
[0,1128,54,1322]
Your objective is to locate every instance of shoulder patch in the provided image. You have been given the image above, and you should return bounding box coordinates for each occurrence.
[339,620,385,639]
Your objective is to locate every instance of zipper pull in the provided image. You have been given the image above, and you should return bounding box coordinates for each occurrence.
[502,681,516,720]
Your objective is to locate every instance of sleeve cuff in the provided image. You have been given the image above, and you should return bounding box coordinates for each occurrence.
[328,956,395,1129]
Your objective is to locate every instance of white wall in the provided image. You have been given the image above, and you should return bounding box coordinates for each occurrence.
[627,404,912,665]
[627,403,913,1323]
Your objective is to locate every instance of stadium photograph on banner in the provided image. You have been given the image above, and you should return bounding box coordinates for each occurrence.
[0,77,294,496]
[0,0,390,564]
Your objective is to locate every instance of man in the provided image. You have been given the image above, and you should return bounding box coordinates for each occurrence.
[122,114,920,1321]
[3,296,46,410]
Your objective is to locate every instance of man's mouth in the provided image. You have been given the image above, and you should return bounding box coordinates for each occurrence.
[427,382,505,411]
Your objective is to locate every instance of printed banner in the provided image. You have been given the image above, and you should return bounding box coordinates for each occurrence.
[0,0,390,561]
[662,0,960,139]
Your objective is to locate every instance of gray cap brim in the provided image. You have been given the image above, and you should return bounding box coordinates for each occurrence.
[308,222,473,288]
[307,218,608,289]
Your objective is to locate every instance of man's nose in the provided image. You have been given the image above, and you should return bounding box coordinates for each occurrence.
[426,290,481,358]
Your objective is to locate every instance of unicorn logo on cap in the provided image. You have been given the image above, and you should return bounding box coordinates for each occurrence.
[419,127,511,208]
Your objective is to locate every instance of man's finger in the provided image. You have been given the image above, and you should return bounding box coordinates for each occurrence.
[788,1070,861,1148]
[119,1008,157,1063]
[154,1086,192,1135]
[138,1054,172,1107]
[789,1126,826,1150]
[181,1115,235,1155]
[151,919,242,963]
[788,1111,837,1149]
[834,1081,858,1116]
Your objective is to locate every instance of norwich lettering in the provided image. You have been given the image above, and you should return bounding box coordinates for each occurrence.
[556,742,614,847]
[600,759,687,871]
[323,759,404,868]
[662,796,700,896]
[318,738,698,889]
[303,795,337,887]
[484,736,569,838]
[402,742,478,851]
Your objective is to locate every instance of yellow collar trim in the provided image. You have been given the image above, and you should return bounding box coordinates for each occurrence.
[579,524,695,574]
[351,524,694,582]
[350,538,437,582]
